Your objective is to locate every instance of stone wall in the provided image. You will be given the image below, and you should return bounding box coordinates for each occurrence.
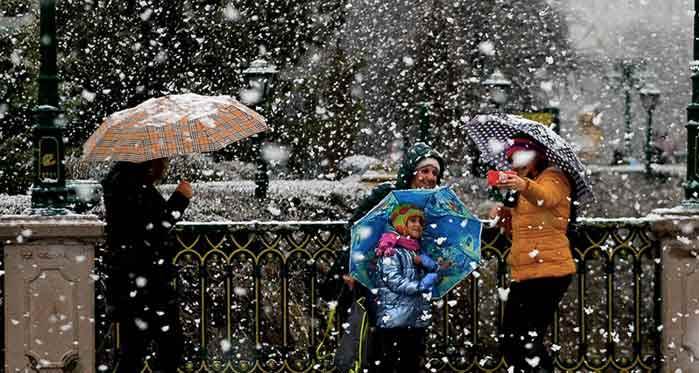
[0,215,103,373]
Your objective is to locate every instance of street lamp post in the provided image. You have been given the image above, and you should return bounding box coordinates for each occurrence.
[242,58,278,200]
[610,59,645,163]
[31,0,70,212]
[543,106,561,134]
[684,0,699,205]
[418,101,431,145]
[542,78,562,134]
[639,81,661,175]
[621,62,634,162]
[481,69,512,113]
[481,70,511,203]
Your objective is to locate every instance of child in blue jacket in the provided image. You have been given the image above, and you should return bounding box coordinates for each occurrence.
[369,204,440,372]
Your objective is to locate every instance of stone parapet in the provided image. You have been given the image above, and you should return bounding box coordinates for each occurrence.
[651,207,699,373]
[0,215,104,373]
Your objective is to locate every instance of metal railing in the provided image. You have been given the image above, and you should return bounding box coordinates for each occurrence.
[95,219,662,372]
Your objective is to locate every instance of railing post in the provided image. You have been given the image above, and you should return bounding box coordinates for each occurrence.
[0,215,103,372]
[652,2,699,369]
[650,212,699,372]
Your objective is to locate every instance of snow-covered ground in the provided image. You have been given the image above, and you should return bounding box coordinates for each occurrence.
[0,178,371,222]
[0,164,689,221]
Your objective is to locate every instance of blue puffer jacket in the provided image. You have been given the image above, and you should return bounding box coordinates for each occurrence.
[371,247,433,329]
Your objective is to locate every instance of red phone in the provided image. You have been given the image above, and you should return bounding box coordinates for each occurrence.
[487,170,516,186]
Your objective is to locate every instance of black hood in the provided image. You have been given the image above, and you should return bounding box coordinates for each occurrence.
[395,142,446,189]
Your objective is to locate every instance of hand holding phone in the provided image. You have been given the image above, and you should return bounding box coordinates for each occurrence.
[487,170,516,187]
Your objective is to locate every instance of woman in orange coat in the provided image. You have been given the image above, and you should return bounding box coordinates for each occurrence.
[491,136,576,373]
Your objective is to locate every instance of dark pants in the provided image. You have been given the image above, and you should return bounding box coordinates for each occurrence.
[369,327,425,373]
[111,261,183,373]
[501,275,572,373]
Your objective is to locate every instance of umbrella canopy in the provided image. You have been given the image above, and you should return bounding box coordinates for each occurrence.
[82,93,268,162]
[464,114,594,203]
[350,187,482,299]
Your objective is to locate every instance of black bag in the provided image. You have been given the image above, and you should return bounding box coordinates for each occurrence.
[334,296,373,373]
[315,294,374,373]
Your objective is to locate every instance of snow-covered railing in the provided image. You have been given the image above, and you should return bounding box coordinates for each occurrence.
[93,219,661,372]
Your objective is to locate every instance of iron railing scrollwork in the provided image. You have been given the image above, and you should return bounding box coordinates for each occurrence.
[95,220,662,372]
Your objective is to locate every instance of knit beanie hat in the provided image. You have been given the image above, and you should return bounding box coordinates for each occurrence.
[415,157,441,172]
[390,204,424,236]
[505,138,546,161]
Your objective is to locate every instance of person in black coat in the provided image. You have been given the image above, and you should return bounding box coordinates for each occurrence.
[102,158,192,373]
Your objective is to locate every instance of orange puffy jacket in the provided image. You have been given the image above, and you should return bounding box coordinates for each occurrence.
[501,167,576,281]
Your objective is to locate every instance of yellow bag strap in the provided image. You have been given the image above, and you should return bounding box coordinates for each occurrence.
[350,297,369,373]
[315,296,370,369]
[315,301,338,361]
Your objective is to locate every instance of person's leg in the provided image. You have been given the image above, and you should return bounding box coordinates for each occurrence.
[151,301,183,373]
[111,265,151,373]
[141,268,183,373]
[398,328,425,373]
[369,328,398,373]
[501,280,530,372]
[523,276,572,373]
[116,314,149,373]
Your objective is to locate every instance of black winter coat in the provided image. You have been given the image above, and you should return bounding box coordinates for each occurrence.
[102,162,189,314]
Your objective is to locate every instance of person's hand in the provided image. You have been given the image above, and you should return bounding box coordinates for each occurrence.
[414,254,438,272]
[488,204,504,219]
[419,273,439,292]
[438,258,452,270]
[176,180,193,199]
[496,173,528,191]
[342,274,356,290]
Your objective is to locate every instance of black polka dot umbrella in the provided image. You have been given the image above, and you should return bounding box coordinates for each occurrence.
[464,114,594,203]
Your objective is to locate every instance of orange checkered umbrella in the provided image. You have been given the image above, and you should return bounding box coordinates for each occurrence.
[82,93,268,162]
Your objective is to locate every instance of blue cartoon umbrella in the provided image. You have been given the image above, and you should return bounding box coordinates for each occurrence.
[349,187,482,299]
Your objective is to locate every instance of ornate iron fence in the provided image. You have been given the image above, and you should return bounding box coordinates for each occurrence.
[96,219,662,372]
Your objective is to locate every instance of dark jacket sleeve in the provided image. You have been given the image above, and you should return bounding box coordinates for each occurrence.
[348,183,395,225]
[141,187,190,246]
[106,182,189,252]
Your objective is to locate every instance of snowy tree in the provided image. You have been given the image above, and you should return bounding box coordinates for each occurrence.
[0,1,38,194]
[0,0,573,193]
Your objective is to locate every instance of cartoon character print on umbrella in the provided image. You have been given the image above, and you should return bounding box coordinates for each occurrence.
[421,187,482,297]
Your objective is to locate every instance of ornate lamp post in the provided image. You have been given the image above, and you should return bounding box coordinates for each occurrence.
[481,69,512,113]
[609,59,645,163]
[639,80,661,175]
[542,79,562,134]
[31,0,69,212]
[242,58,278,200]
